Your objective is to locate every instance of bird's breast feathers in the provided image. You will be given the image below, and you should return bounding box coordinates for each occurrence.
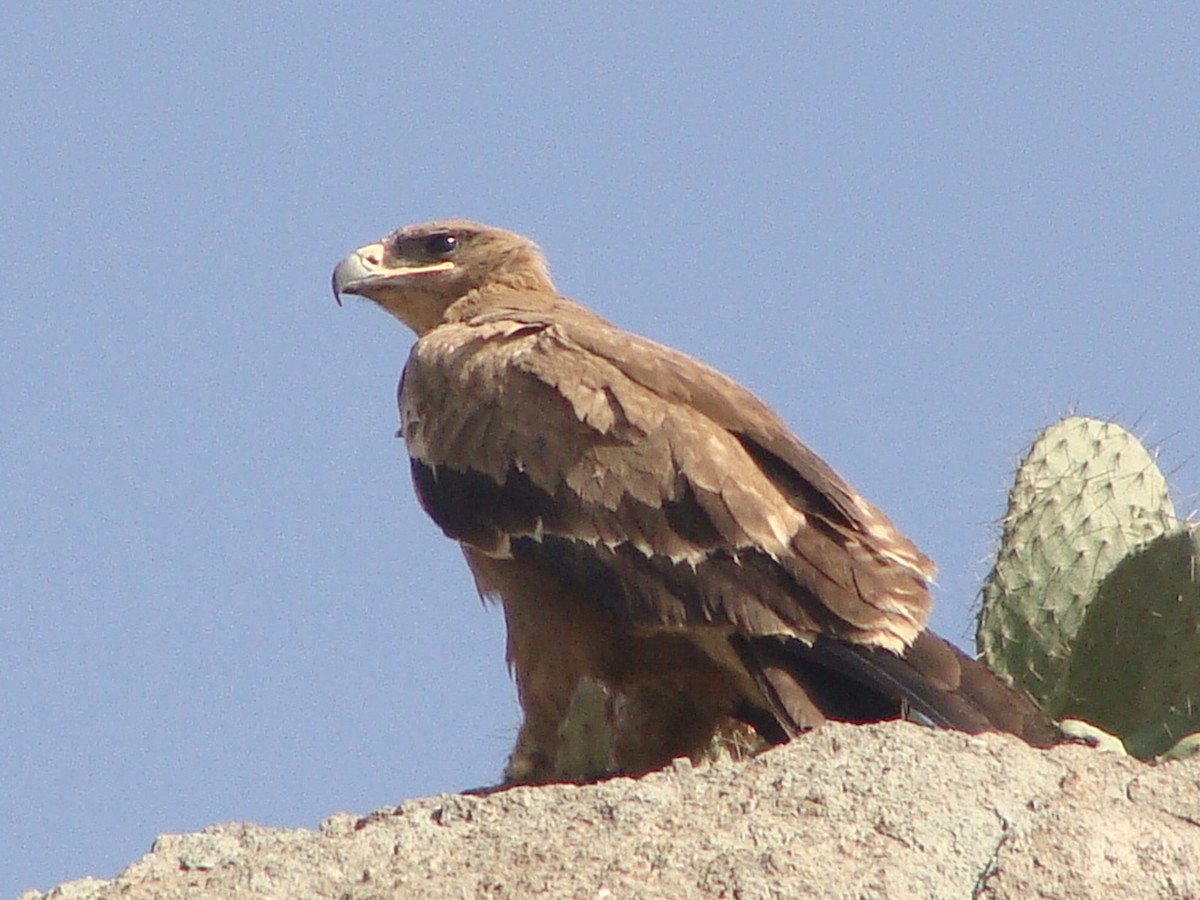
[397,309,932,652]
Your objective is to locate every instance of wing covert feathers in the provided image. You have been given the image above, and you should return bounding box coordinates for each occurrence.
[339,222,1059,780]
[402,303,934,654]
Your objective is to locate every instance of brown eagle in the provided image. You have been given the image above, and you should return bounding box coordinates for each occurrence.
[333,220,1057,783]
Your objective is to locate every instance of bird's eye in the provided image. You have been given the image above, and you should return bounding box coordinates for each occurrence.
[424,232,459,258]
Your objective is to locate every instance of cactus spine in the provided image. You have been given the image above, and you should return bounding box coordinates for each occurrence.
[977,416,1177,717]
[1060,525,1200,758]
[979,415,1200,759]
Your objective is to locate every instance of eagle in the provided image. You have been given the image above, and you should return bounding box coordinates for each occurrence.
[332,220,1057,783]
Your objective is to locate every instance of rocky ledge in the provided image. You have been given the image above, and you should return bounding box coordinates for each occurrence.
[24,721,1200,899]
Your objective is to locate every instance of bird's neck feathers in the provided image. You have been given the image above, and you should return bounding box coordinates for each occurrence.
[476,246,557,299]
[443,265,564,326]
[379,287,462,337]
[381,276,558,336]
[400,250,556,335]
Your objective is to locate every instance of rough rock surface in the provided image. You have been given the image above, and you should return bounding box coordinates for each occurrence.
[23,722,1200,899]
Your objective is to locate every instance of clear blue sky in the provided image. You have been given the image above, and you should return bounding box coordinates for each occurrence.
[3,5,1198,895]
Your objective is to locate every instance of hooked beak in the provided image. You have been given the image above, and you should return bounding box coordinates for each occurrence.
[331,242,455,306]
[331,242,386,307]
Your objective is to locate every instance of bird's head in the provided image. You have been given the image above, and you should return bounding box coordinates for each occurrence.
[332,219,554,334]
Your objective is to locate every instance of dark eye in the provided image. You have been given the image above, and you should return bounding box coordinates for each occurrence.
[424,232,458,258]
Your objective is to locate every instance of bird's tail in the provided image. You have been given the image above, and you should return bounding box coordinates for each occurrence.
[732,630,1061,748]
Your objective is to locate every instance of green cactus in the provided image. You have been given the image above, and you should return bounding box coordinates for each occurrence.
[1060,526,1200,759]
[1158,732,1200,761]
[977,416,1177,716]
[554,677,615,782]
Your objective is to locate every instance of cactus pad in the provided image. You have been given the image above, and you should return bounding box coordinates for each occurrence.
[1061,526,1200,759]
[977,416,1176,716]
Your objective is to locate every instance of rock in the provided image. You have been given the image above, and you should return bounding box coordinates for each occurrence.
[21,722,1200,899]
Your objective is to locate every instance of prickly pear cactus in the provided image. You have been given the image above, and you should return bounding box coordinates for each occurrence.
[1159,732,1200,761]
[1061,525,1200,759]
[555,677,614,782]
[977,416,1177,716]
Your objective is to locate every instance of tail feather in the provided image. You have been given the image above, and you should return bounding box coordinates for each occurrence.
[734,630,1060,748]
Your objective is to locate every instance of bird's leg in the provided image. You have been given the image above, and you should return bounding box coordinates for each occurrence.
[609,682,728,776]
[501,644,605,784]
[471,556,618,785]
[604,632,757,775]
